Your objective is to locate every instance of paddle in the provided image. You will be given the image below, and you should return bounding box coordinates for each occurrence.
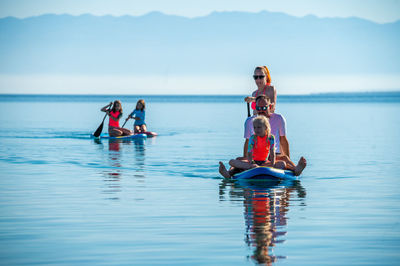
[93,103,112,137]
[247,102,251,117]
[121,118,128,128]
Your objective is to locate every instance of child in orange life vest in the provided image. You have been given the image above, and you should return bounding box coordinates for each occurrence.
[219,116,286,178]
[101,100,133,137]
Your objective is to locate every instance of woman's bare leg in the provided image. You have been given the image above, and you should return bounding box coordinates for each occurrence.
[109,128,123,137]
[120,127,133,136]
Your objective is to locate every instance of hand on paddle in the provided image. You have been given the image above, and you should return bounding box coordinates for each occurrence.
[94,102,114,137]
[244,96,255,103]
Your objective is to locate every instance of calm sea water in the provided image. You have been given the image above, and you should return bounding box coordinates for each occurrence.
[0,93,400,265]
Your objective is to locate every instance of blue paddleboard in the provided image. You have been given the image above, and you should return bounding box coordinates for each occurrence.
[143,131,157,138]
[232,166,298,181]
[90,133,147,140]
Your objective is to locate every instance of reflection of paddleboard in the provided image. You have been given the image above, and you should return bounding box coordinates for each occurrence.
[143,131,157,137]
[90,133,147,140]
[232,166,298,181]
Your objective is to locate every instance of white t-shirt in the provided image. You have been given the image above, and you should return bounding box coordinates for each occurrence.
[244,113,287,154]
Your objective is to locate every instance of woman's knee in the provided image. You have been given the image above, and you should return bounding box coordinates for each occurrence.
[110,129,122,136]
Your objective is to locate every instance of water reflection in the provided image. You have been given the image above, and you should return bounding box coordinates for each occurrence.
[104,139,123,199]
[131,139,146,181]
[219,179,306,265]
[93,138,147,200]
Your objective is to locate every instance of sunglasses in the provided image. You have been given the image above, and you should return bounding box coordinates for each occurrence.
[253,75,265,80]
[256,106,270,111]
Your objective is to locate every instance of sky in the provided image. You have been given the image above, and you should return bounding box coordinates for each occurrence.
[0,0,399,94]
[0,0,399,23]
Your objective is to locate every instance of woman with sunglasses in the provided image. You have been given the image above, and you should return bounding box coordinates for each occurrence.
[245,66,277,114]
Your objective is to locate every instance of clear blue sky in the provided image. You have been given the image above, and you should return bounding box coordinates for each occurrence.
[0,0,399,23]
[1,0,399,94]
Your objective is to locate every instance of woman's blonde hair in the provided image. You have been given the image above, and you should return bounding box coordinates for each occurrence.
[254,66,271,84]
[253,115,271,137]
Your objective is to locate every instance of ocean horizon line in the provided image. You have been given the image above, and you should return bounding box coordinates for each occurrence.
[1,91,399,103]
[0,90,399,96]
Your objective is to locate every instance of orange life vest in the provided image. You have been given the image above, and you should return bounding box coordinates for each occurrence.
[252,135,272,162]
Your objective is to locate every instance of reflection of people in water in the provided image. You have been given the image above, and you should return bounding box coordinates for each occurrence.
[93,138,147,199]
[133,139,146,175]
[219,180,306,265]
[108,139,121,152]
[244,187,288,265]
[107,138,146,179]
[107,139,122,195]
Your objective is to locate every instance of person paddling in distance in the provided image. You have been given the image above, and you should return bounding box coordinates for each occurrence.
[125,99,147,133]
[101,100,133,137]
[245,66,277,114]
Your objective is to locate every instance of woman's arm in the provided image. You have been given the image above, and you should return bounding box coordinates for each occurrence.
[101,102,113,112]
[125,116,139,121]
[244,96,255,103]
[129,110,141,120]
[271,86,277,111]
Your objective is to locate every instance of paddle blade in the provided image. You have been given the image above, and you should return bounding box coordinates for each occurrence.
[93,110,110,138]
[93,121,104,137]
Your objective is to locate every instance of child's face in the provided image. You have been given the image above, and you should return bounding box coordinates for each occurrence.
[137,102,143,109]
[114,102,121,110]
[253,122,267,137]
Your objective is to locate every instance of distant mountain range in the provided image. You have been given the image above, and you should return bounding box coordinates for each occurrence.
[0,11,399,76]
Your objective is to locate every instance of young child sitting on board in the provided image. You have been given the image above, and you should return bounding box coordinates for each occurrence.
[101,100,133,137]
[125,99,147,133]
[219,116,288,179]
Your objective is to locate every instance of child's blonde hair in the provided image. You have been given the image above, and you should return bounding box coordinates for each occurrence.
[253,115,271,137]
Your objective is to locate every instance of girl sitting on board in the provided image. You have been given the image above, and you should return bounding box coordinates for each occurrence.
[125,99,147,133]
[219,116,289,179]
[101,100,133,137]
[244,66,277,114]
